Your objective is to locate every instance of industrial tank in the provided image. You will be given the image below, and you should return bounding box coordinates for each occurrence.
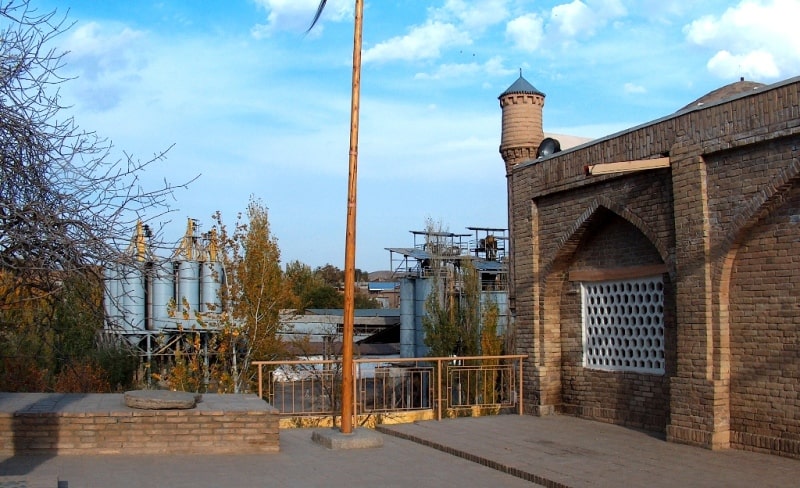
[149,258,175,330]
[200,260,223,313]
[177,260,200,320]
[120,262,146,335]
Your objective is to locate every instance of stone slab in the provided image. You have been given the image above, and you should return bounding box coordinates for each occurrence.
[124,390,198,410]
[311,428,384,450]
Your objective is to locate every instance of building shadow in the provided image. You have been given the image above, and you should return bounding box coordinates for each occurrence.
[0,392,86,476]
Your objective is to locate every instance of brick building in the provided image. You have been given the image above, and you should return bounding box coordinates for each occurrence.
[500,74,800,458]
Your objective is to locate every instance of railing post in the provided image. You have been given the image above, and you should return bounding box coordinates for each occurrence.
[353,360,358,419]
[437,359,442,421]
[518,356,523,416]
[258,363,263,400]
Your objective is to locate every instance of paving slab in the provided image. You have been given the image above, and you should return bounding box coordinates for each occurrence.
[0,427,535,488]
[377,415,800,488]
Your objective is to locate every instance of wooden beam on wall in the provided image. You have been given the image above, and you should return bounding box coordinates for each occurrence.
[568,264,668,282]
[584,157,670,176]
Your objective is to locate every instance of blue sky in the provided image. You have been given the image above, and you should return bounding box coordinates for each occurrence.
[35,0,800,272]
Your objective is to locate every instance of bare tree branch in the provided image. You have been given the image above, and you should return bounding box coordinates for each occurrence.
[0,0,194,303]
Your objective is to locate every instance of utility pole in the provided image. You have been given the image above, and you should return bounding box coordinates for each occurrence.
[340,0,363,435]
[308,0,364,436]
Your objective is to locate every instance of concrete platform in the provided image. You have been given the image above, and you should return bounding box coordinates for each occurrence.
[311,427,383,450]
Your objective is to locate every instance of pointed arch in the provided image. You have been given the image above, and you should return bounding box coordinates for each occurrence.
[716,157,800,382]
[547,197,670,279]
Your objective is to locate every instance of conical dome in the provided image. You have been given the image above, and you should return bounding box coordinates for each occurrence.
[499,74,545,98]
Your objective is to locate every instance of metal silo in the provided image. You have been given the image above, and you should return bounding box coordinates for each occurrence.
[120,263,146,334]
[150,258,175,331]
[172,218,203,325]
[414,277,432,357]
[177,260,200,321]
[103,263,123,330]
[400,278,416,358]
[200,260,223,313]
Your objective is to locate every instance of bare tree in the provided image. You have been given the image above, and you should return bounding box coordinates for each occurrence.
[0,0,190,302]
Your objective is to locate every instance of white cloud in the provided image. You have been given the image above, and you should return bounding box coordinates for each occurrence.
[434,0,510,31]
[414,55,515,80]
[61,22,148,110]
[251,0,351,37]
[684,0,800,80]
[505,13,544,52]
[623,82,646,94]
[549,0,627,39]
[363,21,472,63]
[62,22,145,79]
[707,50,780,79]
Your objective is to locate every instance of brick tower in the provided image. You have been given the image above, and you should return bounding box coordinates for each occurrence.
[498,73,546,172]
[498,73,545,319]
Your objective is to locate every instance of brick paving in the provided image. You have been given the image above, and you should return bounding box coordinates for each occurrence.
[378,415,800,487]
[1,399,799,487]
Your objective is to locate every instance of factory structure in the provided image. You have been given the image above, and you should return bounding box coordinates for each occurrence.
[103,219,225,359]
[102,219,512,364]
[387,226,512,358]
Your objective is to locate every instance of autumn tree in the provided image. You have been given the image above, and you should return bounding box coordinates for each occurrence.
[0,270,138,392]
[210,199,291,393]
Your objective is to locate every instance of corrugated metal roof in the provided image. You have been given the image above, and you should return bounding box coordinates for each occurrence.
[386,247,432,261]
[368,282,398,291]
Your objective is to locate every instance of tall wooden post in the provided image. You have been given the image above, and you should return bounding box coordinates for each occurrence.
[340,0,363,435]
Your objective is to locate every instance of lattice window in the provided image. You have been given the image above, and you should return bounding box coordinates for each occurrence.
[582,276,665,374]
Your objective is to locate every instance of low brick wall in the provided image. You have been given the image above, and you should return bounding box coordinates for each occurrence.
[0,392,279,455]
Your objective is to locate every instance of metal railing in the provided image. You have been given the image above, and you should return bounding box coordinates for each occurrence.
[254,355,525,421]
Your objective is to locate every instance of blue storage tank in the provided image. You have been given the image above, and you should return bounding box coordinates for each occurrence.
[120,263,146,334]
[200,261,223,313]
[177,260,200,320]
[150,259,175,330]
[103,263,124,329]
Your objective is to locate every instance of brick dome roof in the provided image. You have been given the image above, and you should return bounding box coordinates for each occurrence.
[678,78,766,112]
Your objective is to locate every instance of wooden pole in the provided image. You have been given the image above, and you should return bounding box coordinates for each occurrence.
[340,0,363,435]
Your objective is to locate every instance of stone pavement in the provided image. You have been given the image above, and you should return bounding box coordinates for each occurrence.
[0,414,798,487]
[0,425,534,488]
[378,415,800,487]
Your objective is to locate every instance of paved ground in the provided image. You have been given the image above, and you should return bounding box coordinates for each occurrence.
[378,415,800,487]
[1,414,798,487]
[0,425,534,488]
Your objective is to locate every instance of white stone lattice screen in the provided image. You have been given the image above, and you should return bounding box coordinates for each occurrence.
[582,276,665,374]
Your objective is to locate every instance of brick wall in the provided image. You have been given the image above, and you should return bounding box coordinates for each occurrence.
[728,182,800,457]
[559,214,672,431]
[0,393,279,455]
[507,76,800,457]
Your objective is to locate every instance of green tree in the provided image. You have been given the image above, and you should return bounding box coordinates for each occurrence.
[420,218,482,357]
[422,260,482,357]
[285,261,378,310]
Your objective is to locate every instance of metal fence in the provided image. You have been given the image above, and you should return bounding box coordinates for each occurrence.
[254,355,525,420]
